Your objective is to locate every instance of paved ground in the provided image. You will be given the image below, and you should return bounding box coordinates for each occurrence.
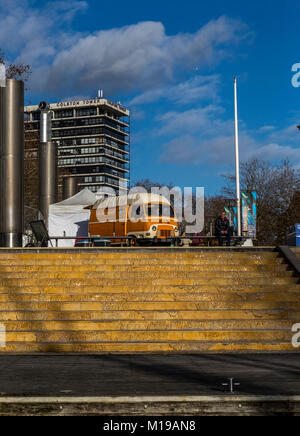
[0,354,299,397]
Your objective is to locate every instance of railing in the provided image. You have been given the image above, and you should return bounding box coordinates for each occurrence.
[48,235,247,248]
[50,235,134,248]
[278,246,300,275]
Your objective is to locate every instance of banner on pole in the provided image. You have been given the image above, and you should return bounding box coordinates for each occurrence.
[225,205,238,234]
[241,191,257,238]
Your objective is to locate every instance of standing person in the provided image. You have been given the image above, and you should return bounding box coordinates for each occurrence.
[215,211,232,246]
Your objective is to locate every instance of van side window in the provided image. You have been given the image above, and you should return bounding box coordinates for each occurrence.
[129,204,144,222]
[147,204,175,218]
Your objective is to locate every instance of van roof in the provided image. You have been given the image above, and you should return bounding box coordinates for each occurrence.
[91,193,171,210]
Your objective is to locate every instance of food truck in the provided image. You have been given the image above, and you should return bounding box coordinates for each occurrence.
[89,193,179,245]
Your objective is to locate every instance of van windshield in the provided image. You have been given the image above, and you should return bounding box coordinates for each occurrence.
[146,203,175,218]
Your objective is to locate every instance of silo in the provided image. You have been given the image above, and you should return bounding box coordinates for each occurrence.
[38,101,57,225]
[0,79,24,247]
[63,176,79,200]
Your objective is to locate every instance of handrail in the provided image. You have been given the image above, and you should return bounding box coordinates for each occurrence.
[278,246,300,276]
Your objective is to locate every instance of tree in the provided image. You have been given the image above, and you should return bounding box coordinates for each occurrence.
[289,190,300,222]
[281,190,300,235]
[222,159,300,245]
[24,128,40,228]
[0,49,31,82]
[203,195,229,235]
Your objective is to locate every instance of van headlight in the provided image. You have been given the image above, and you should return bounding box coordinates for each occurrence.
[152,226,157,231]
[175,227,179,232]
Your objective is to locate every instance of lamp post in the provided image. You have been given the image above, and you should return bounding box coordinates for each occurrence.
[234,77,242,237]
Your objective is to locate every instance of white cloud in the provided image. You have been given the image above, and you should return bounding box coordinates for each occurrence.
[267,124,299,145]
[160,135,202,165]
[61,94,90,102]
[252,142,300,162]
[160,133,240,166]
[44,16,247,95]
[0,4,249,96]
[159,108,300,167]
[128,75,220,106]
[130,107,146,121]
[0,0,87,67]
[257,125,275,133]
[157,105,227,135]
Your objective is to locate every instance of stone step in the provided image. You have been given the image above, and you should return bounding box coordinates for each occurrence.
[1,319,294,331]
[0,309,297,321]
[0,251,280,258]
[1,258,288,271]
[0,271,295,279]
[0,278,296,286]
[0,284,297,294]
[0,249,297,354]
[0,301,299,311]
[0,251,283,258]
[0,329,296,343]
[0,292,298,303]
[0,257,286,265]
[0,341,296,353]
[0,264,290,272]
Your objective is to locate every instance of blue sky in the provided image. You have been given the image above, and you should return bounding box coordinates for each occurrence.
[1,0,299,193]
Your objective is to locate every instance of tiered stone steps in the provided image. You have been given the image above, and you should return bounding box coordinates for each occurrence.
[0,249,299,353]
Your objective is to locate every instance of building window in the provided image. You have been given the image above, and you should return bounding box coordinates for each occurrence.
[58,155,127,171]
[32,112,40,121]
[55,109,74,119]
[76,108,97,117]
[52,127,127,142]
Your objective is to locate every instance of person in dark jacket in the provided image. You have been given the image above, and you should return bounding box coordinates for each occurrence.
[215,211,232,246]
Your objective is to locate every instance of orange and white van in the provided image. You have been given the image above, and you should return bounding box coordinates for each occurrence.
[89,193,179,245]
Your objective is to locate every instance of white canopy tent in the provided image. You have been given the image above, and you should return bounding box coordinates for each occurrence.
[48,188,97,247]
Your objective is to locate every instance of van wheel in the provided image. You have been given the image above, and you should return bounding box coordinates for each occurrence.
[129,237,138,247]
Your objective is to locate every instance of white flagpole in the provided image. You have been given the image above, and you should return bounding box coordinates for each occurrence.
[234,77,242,237]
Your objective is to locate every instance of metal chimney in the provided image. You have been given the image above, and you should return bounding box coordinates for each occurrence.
[63,176,78,200]
[38,101,57,226]
[0,79,24,247]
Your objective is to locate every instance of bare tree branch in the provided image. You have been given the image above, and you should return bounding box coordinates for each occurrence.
[221,159,300,245]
